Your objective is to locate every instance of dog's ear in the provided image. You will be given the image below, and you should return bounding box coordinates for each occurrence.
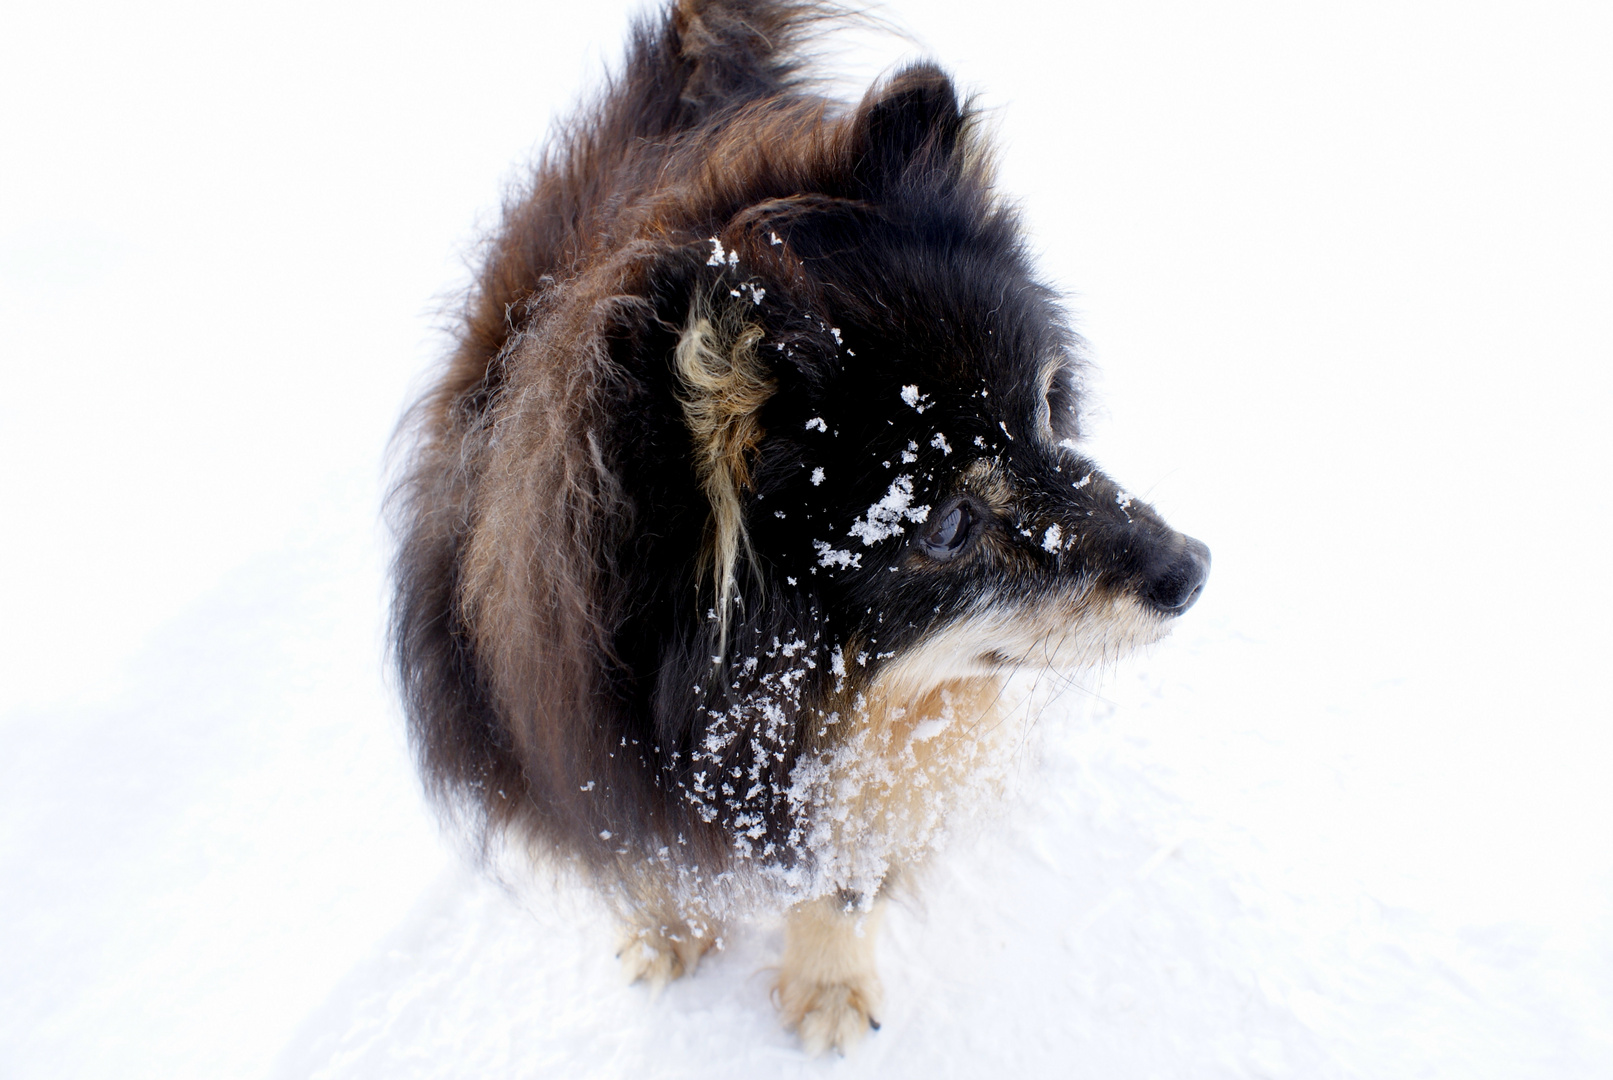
[852,64,966,195]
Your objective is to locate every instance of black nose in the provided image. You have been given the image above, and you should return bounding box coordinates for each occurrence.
[1145,536,1210,615]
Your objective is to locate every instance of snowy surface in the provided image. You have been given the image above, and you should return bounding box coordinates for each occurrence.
[3,1,1611,1077]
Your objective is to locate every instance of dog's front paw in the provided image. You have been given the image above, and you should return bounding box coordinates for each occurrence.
[776,969,883,1055]
[616,924,716,993]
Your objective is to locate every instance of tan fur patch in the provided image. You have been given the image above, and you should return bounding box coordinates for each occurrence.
[879,588,1169,689]
[775,894,885,1055]
[788,588,1169,897]
[1035,353,1060,443]
[959,456,1015,512]
[786,674,1013,902]
[675,300,774,656]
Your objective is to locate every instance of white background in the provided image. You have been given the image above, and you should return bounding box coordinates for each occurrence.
[2,2,1609,1077]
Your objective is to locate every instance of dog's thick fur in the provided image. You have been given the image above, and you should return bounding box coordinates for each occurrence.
[391,0,1207,1053]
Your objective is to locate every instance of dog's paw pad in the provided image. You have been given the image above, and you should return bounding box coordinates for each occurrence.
[778,977,882,1055]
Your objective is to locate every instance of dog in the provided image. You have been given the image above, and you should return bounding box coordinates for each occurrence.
[390,0,1208,1054]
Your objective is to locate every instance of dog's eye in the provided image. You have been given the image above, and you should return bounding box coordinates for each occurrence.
[918,499,975,560]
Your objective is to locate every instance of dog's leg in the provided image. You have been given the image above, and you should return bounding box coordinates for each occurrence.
[617,911,722,992]
[775,891,884,1055]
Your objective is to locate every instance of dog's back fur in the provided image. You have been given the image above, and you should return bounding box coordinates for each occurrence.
[395,0,838,862]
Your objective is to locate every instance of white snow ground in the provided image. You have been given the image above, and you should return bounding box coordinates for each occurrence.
[3,2,1610,1077]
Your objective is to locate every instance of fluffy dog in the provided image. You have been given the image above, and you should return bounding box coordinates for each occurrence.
[391,0,1208,1053]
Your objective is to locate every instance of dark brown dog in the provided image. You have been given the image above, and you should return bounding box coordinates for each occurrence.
[391,0,1207,1052]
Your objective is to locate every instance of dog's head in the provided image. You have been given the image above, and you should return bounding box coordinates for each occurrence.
[646,67,1209,714]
